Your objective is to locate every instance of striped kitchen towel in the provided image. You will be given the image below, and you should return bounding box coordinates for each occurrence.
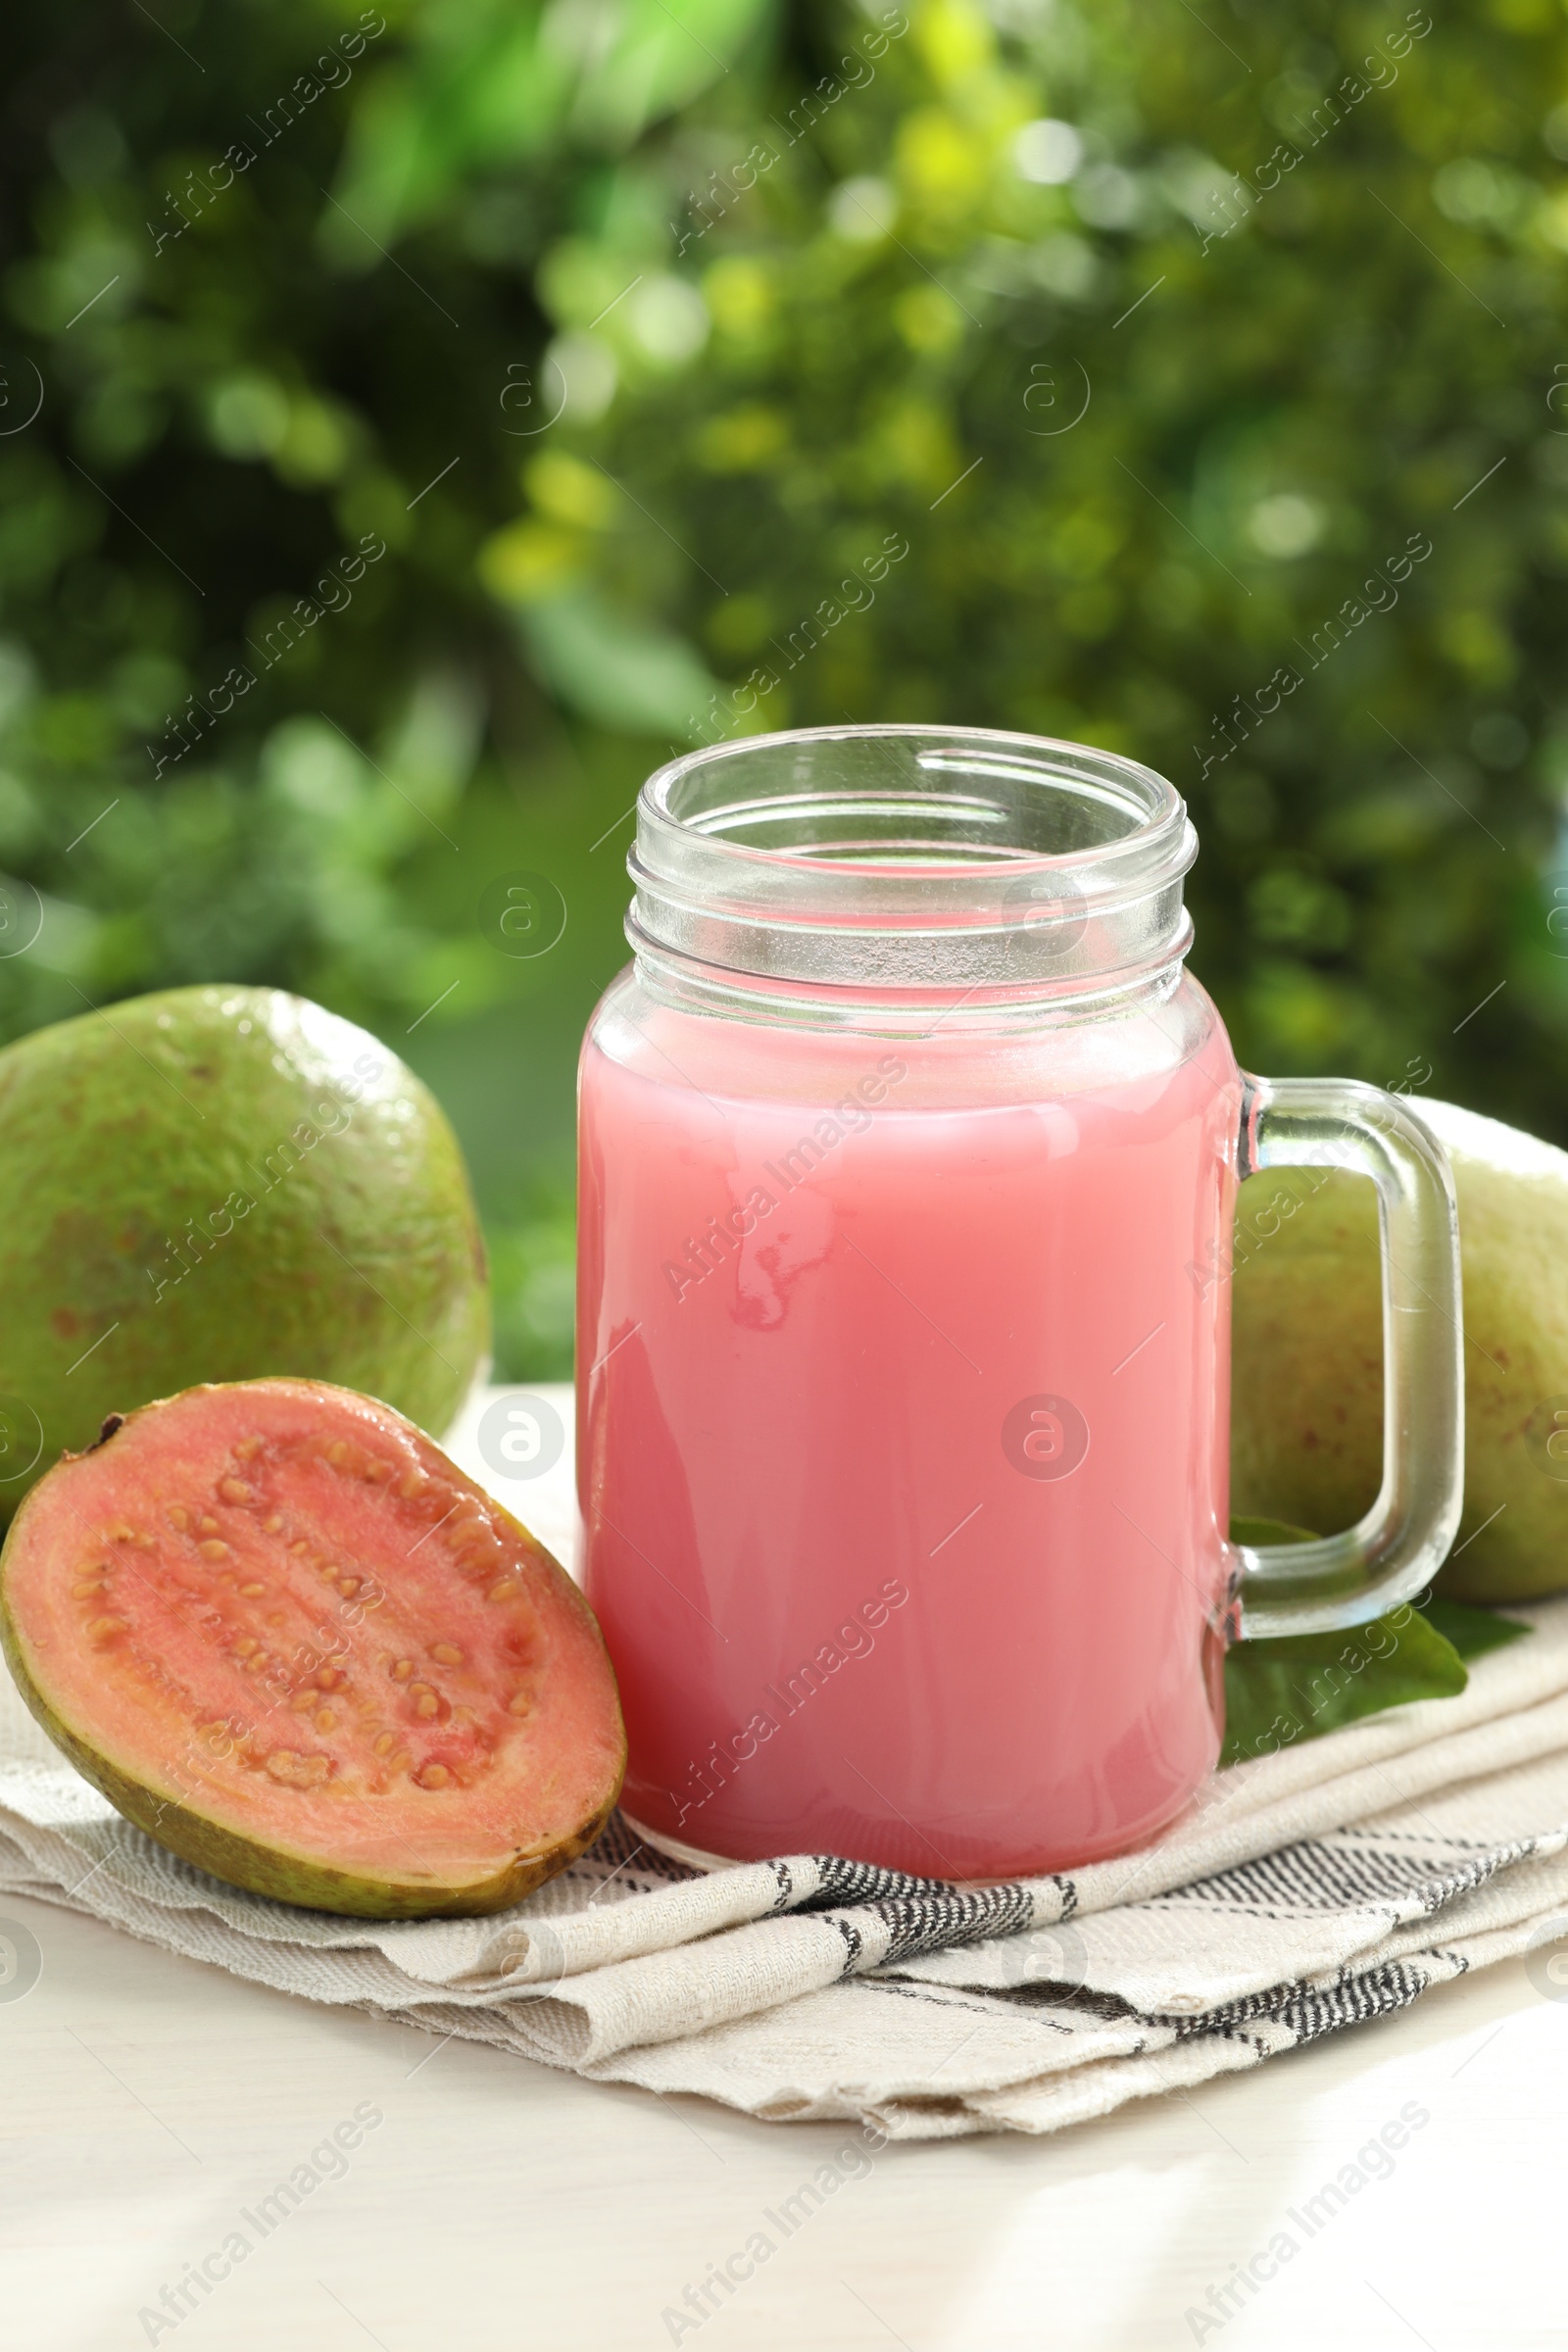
[2,1591,1567,2139]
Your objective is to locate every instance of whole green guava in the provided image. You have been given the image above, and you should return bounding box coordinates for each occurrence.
[1230,1099,1568,1602]
[0,985,489,1518]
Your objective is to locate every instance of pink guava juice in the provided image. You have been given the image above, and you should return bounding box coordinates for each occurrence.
[577,966,1244,1880]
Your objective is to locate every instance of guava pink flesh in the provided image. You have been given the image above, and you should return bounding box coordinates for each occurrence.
[3,1381,623,1888]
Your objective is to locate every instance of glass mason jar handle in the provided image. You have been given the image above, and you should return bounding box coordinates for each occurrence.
[1234,1074,1464,1639]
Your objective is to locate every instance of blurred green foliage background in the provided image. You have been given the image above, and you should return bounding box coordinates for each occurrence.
[3,0,1567,1377]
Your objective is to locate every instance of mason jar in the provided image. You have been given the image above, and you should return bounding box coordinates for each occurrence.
[576,725,1462,1879]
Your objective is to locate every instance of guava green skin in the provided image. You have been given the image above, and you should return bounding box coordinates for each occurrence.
[1230,1100,1568,1602]
[3,1654,617,1918]
[0,986,489,1519]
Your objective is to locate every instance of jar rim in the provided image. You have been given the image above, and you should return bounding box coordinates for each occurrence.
[640,722,1186,876]
[631,723,1197,993]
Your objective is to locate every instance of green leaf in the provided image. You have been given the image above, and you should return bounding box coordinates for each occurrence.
[516,591,719,736]
[1222,1513,1479,1765]
[1221,1607,1468,1767]
[1417,1593,1533,1662]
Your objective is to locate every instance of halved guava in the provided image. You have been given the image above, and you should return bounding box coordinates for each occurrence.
[0,1378,625,1917]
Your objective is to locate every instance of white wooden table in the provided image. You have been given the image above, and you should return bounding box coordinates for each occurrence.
[5,1389,1562,2350]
